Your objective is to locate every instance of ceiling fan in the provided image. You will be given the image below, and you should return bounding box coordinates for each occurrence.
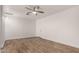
[3,12,13,17]
[4,12,13,15]
[25,5,44,15]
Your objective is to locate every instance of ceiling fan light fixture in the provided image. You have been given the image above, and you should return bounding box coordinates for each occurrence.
[32,11,37,14]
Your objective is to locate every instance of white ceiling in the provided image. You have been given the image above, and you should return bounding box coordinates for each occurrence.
[3,5,76,20]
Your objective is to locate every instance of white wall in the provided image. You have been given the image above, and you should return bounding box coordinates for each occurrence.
[5,16,36,40]
[0,6,5,48]
[36,6,79,48]
[4,6,79,48]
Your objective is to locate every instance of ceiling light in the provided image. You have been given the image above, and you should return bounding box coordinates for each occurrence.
[32,11,37,14]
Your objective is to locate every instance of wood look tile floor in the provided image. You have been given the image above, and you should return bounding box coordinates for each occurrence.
[1,37,79,53]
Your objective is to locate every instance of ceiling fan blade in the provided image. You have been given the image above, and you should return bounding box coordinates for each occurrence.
[36,6,40,9]
[26,12,31,15]
[33,6,40,11]
[33,6,36,11]
[4,12,13,15]
[25,7,33,11]
[37,11,44,13]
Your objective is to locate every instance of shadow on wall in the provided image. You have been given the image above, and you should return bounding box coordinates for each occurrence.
[0,5,5,48]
